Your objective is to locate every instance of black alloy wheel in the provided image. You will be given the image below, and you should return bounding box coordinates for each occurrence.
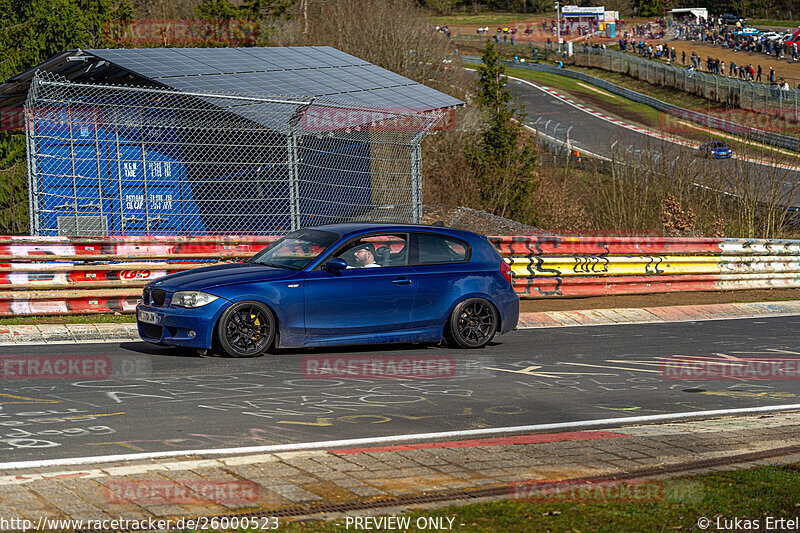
[216,301,276,357]
[446,297,499,349]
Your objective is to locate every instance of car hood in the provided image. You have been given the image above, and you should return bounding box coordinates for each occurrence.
[150,262,299,292]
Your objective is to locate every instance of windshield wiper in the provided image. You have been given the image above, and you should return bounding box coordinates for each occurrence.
[251,260,300,270]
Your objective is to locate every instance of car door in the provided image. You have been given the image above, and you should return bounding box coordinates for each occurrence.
[408,232,474,329]
[303,233,417,336]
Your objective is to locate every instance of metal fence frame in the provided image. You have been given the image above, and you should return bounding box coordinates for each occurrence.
[25,72,447,236]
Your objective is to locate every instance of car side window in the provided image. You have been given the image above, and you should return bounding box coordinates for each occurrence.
[413,233,471,265]
[335,234,408,268]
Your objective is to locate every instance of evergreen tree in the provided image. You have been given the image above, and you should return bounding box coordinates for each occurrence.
[469,39,539,224]
[0,0,133,234]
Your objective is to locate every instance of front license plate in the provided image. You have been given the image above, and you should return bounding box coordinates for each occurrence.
[137,310,159,324]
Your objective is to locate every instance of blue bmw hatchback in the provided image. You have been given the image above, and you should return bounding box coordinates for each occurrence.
[136,223,519,356]
[699,141,732,159]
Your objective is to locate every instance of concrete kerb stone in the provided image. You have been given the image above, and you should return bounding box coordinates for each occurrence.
[6,325,44,344]
[6,411,799,526]
[94,323,138,341]
[0,300,799,345]
[37,324,73,343]
[65,323,102,341]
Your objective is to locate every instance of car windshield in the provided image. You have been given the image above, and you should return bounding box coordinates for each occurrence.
[249,229,340,270]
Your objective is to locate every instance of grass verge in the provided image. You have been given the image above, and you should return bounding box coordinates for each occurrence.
[0,313,136,325]
[274,464,800,532]
[430,12,544,26]
[750,19,800,28]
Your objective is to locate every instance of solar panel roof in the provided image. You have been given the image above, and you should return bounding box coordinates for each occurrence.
[84,47,463,111]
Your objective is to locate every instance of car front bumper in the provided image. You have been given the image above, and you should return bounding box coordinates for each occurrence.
[136,298,229,349]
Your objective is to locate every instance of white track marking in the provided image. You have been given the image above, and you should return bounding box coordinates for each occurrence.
[2,404,799,471]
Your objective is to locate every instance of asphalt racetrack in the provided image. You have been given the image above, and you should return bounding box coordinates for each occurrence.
[3,316,800,464]
[508,77,800,206]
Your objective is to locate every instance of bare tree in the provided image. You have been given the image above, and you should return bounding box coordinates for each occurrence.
[295,0,459,90]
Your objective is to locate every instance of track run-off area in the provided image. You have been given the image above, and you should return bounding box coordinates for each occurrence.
[3,315,800,468]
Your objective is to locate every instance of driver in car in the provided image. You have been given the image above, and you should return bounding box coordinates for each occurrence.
[349,243,381,268]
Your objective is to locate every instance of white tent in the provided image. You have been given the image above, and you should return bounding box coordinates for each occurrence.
[667,8,709,22]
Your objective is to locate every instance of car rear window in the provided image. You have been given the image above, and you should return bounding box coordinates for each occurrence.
[413,233,471,265]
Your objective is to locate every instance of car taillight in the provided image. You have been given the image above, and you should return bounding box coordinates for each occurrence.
[500,259,513,286]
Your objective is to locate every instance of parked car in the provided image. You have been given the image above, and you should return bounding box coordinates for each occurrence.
[136,223,520,356]
[722,13,746,25]
[699,141,732,159]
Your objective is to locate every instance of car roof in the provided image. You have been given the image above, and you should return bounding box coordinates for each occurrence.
[306,222,482,240]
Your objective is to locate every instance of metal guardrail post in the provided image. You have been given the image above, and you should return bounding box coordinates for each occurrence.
[739,78,743,107]
[139,113,151,235]
[68,106,79,233]
[765,86,769,113]
[25,111,40,235]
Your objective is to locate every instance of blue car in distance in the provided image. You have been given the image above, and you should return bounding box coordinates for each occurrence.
[699,141,732,159]
[136,223,519,357]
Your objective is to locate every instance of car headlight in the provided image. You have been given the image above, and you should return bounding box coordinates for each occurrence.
[172,291,219,308]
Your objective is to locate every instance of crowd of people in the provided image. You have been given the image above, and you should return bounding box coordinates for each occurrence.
[434,25,452,38]
[678,23,799,61]
[623,19,666,40]
[609,24,798,90]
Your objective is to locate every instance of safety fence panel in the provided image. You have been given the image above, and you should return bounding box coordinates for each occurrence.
[25,72,442,237]
[2,235,800,316]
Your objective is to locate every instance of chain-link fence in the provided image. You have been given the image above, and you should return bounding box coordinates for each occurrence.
[574,46,800,123]
[25,72,447,236]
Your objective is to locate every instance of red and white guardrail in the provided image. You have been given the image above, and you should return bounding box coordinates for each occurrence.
[0,234,799,316]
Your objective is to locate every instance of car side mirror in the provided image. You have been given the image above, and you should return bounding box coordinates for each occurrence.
[324,258,348,272]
